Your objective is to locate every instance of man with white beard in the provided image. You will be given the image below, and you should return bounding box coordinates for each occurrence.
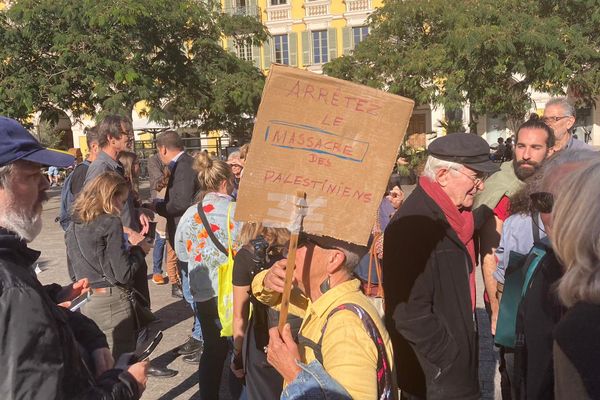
[0,117,148,400]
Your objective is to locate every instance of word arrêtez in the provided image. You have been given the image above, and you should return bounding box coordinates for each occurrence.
[263,169,373,204]
[286,80,382,117]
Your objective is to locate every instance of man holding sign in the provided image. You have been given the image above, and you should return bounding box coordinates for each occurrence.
[236,66,413,399]
[253,234,396,399]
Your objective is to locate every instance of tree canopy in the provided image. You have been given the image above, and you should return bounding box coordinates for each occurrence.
[324,0,600,129]
[0,0,267,138]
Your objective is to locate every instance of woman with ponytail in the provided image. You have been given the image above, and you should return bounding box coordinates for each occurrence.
[174,152,243,399]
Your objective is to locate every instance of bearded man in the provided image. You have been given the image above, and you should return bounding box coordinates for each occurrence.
[473,117,555,399]
[0,117,147,399]
[474,117,555,334]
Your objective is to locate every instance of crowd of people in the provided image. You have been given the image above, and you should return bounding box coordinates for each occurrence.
[1,95,600,400]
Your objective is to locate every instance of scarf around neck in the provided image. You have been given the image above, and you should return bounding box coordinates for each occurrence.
[420,176,476,311]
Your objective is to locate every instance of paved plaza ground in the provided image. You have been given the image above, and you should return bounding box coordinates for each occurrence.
[33,182,500,399]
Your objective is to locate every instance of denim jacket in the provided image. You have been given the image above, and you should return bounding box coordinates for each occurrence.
[281,360,351,400]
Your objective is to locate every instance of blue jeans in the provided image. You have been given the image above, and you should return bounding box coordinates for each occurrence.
[152,233,166,275]
[179,260,202,341]
[195,297,243,400]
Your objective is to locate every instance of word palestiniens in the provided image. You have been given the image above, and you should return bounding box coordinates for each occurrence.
[263,169,373,203]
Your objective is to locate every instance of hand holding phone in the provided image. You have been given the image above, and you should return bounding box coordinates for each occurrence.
[69,290,92,312]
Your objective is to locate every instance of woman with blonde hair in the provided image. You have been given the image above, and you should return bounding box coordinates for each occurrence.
[175,152,243,399]
[551,158,600,400]
[66,171,151,359]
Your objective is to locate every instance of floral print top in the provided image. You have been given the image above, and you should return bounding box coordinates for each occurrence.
[174,192,241,302]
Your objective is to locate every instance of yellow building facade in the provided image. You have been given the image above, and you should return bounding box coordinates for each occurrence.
[223,0,382,73]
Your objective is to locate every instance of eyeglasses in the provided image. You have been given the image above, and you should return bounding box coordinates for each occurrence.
[542,116,570,124]
[530,192,554,214]
[451,168,487,187]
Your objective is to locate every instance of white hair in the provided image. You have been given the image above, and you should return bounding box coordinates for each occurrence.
[545,97,576,118]
[227,151,241,161]
[554,158,600,307]
[0,163,43,242]
[0,164,13,188]
[422,156,463,180]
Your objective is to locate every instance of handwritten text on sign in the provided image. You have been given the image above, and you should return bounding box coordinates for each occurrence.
[235,65,414,245]
[265,121,369,162]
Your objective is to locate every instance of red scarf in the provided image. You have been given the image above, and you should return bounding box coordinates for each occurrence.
[420,176,476,311]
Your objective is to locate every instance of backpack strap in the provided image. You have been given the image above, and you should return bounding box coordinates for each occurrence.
[531,212,541,243]
[315,303,394,400]
[520,245,547,298]
[197,201,228,256]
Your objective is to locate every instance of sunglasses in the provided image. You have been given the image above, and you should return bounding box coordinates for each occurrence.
[530,192,554,214]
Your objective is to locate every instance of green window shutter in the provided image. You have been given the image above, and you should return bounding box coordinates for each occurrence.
[252,45,260,68]
[327,28,337,61]
[342,26,353,55]
[223,0,232,13]
[263,38,272,69]
[301,31,311,66]
[289,32,298,67]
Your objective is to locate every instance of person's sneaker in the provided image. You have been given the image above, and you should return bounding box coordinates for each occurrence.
[173,337,203,355]
[182,349,202,364]
[152,274,166,285]
[171,284,183,299]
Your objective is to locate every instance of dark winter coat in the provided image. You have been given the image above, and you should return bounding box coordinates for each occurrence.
[383,184,480,400]
[156,152,201,247]
[0,227,140,399]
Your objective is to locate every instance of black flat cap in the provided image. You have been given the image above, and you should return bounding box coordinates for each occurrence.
[428,133,499,173]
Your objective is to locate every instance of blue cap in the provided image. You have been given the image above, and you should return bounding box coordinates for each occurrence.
[0,116,75,168]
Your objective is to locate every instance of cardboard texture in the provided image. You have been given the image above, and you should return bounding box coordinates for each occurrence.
[235,65,415,245]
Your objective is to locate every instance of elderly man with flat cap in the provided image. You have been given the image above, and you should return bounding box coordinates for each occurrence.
[383,133,499,400]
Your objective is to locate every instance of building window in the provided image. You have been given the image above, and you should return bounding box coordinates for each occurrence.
[236,43,253,62]
[273,34,289,65]
[270,0,286,5]
[312,30,328,64]
[353,26,369,47]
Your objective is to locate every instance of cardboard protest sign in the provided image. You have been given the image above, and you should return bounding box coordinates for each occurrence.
[235,65,414,245]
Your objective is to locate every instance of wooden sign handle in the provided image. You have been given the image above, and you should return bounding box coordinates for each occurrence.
[278,190,306,334]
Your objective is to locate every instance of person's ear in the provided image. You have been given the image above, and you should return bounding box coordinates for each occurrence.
[566,115,575,130]
[325,249,346,275]
[219,179,228,193]
[435,168,450,187]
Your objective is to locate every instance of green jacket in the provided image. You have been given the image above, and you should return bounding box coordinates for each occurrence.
[474,161,524,215]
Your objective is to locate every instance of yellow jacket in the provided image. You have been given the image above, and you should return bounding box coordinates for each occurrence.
[252,272,397,399]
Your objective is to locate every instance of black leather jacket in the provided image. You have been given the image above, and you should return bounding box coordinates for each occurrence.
[0,228,140,399]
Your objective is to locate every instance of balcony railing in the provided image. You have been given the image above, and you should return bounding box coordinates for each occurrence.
[305,1,329,17]
[224,5,260,17]
[267,4,291,21]
[345,0,370,12]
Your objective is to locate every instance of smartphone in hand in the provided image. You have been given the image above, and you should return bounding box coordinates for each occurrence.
[69,290,92,312]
